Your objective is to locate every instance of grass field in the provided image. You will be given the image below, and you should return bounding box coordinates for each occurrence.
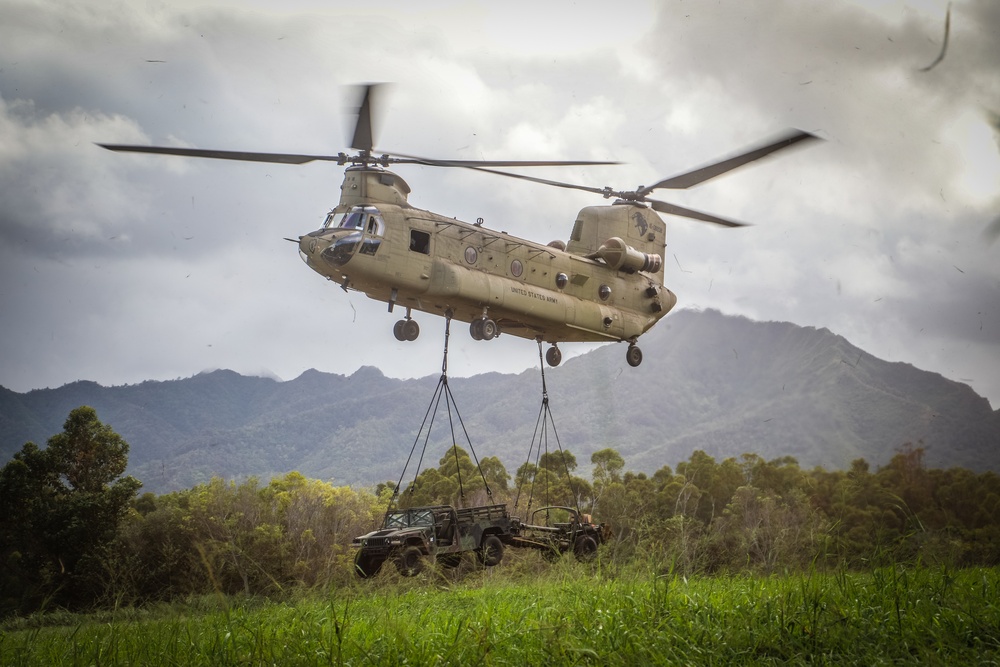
[3,564,999,665]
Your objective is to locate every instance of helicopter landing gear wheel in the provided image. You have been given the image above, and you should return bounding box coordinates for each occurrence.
[626,343,643,367]
[470,318,498,341]
[394,318,419,341]
[481,318,498,340]
[545,345,562,367]
[403,319,419,341]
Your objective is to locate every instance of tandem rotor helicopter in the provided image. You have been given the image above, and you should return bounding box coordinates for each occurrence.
[100,85,818,368]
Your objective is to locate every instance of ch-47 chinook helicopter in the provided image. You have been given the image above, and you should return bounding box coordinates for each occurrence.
[100,85,818,368]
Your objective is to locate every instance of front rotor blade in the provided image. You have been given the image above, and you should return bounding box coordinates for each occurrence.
[642,129,820,192]
[350,84,379,152]
[461,165,614,196]
[387,152,620,168]
[649,199,749,227]
[98,144,342,165]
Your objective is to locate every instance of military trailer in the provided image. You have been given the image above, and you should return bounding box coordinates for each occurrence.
[509,506,605,561]
[353,503,517,578]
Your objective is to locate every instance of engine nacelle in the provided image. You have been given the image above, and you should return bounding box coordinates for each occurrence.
[594,237,663,274]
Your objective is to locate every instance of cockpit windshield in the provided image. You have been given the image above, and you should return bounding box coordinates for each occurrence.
[323,205,385,236]
[323,212,343,229]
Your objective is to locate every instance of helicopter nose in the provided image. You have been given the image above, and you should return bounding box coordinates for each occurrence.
[298,234,314,255]
[320,230,362,267]
[297,232,331,268]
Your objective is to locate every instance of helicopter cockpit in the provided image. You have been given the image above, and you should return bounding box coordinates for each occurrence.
[324,205,385,235]
[321,205,385,266]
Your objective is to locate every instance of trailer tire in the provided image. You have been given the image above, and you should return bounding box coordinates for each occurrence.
[574,535,598,562]
[479,535,504,567]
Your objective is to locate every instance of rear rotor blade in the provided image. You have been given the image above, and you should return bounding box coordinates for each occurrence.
[97,144,343,165]
[648,199,749,227]
[641,129,820,193]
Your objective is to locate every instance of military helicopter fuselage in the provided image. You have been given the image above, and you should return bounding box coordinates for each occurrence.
[100,85,818,367]
[298,166,675,365]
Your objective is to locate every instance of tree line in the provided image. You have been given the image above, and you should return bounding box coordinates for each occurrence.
[2,407,999,617]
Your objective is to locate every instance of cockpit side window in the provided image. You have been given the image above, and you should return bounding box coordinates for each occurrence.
[364,211,384,237]
[409,230,430,255]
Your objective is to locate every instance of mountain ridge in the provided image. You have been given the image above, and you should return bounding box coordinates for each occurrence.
[2,309,997,494]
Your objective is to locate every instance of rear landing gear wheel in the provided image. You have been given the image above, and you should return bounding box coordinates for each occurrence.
[545,345,562,367]
[470,318,498,340]
[481,318,498,340]
[626,344,643,367]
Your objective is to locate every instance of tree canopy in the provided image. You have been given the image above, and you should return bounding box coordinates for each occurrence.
[0,406,141,614]
[4,407,1000,618]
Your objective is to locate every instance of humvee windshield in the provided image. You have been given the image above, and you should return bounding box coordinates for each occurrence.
[383,508,435,529]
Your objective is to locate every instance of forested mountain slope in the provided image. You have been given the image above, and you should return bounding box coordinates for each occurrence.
[3,309,997,493]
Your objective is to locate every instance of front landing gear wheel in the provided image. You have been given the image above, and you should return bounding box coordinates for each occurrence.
[545,345,562,367]
[394,319,420,341]
[626,344,643,367]
[403,319,419,341]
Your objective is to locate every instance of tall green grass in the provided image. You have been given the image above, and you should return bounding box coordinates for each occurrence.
[3,564,999,665]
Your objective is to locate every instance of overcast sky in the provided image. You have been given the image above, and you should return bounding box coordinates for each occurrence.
[2,0,998,408]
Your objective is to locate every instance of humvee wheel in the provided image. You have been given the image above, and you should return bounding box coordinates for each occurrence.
[574,535,599,562]
[395,546,426,576]
[479,535,504,567]
[354,552,385,579]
